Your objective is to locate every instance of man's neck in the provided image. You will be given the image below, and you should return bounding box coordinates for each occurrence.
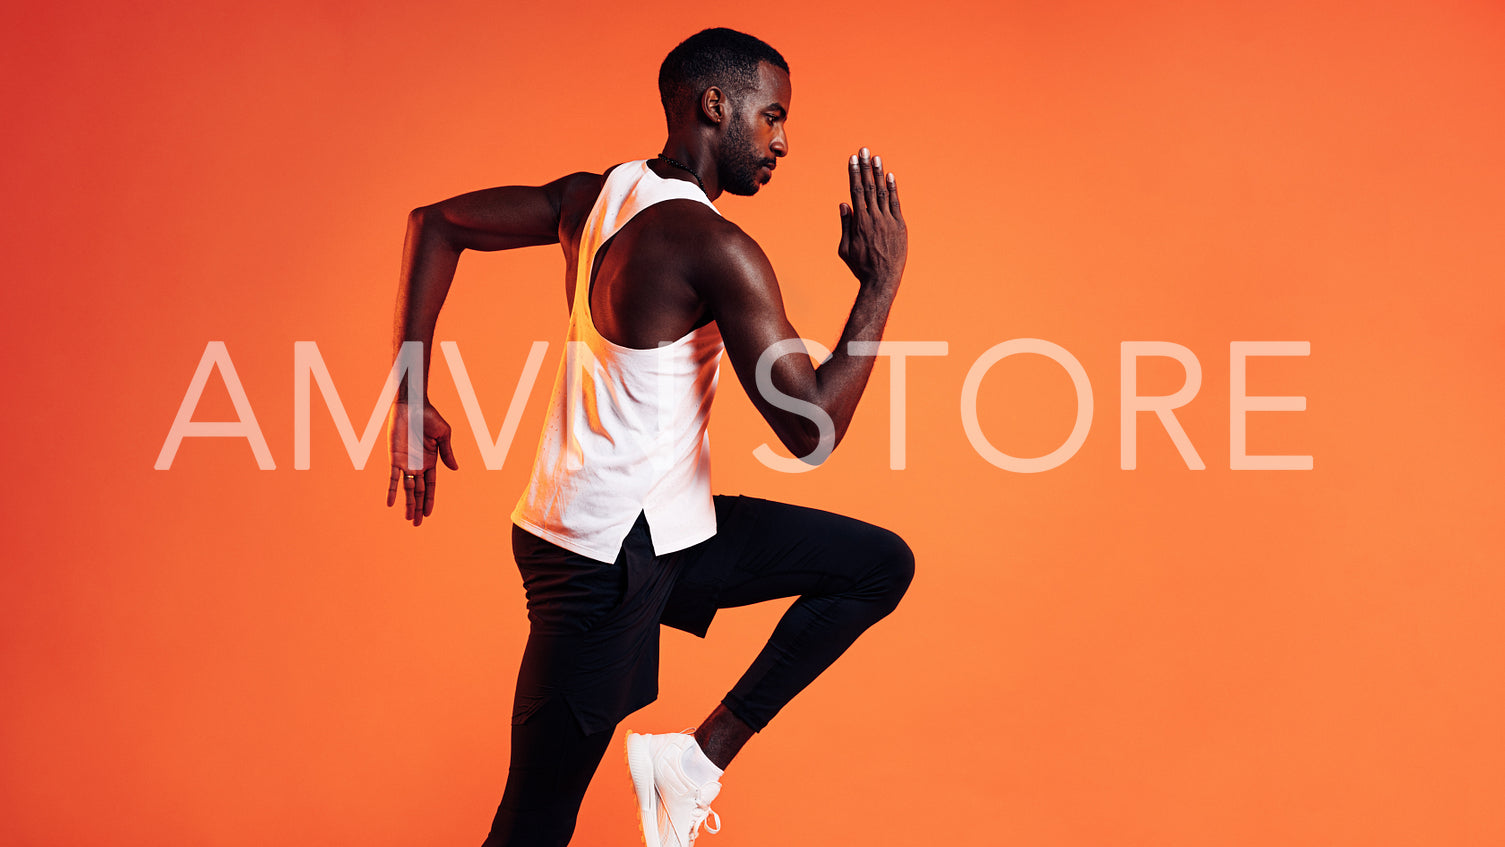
[655,137,721,200]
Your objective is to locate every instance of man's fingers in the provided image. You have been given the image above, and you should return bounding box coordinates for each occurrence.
[858,147,876,209]
[403,471,417,521]
[872,154,888,209]
[439,435,459,471]
[387,466,401,507]
[412,474,426,526]
[886,172,902,219]
[422,467,437,517]
[846,153,863,215]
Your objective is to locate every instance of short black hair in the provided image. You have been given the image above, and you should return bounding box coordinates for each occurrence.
[659,28,789,128]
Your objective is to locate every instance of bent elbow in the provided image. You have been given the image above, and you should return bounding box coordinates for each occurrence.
[407,204,460,252]
[796,450,830,468]
[407,204,435,230]
[781,423,839,466]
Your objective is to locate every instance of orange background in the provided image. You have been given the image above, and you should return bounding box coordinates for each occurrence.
[4,1,1504,844]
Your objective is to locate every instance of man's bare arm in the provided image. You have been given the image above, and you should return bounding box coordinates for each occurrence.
[386,172,596,525]
[393,174,599,392]
[706,148,907,461]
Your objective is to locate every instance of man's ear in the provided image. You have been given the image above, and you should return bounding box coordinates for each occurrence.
[699,86,726,125]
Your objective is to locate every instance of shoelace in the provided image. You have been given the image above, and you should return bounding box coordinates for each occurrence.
[679,729,721,843]
[687,790,721,843]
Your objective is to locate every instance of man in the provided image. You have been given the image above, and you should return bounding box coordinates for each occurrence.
[385,28,912,847]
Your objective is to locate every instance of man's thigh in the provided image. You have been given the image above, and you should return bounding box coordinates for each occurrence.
[661,495,904,633]
[511,518,678,735]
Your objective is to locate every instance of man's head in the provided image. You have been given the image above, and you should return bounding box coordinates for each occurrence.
[659,28,791,196]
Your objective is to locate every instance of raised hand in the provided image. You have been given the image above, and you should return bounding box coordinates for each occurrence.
[837,147,907,289]
[386,400,459,527]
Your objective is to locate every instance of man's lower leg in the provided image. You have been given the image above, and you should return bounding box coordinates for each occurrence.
[693,703,754,770]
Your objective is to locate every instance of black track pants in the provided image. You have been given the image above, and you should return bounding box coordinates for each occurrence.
[482,495,914,846]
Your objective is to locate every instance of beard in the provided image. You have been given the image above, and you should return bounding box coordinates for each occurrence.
[718,114,773,197]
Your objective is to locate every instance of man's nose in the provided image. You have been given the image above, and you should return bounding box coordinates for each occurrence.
[772,126,788,157]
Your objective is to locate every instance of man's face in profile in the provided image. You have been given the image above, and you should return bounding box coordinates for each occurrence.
[718,61,791,197]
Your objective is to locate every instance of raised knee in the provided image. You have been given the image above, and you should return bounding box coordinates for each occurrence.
[870,528,915,614]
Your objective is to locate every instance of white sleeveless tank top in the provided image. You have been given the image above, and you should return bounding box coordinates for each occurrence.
[511,161,725,562]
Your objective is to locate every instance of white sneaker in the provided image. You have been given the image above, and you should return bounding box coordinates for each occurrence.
[626,731,723,847]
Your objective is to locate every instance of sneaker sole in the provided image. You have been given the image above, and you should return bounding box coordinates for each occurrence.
[625,731,660,847]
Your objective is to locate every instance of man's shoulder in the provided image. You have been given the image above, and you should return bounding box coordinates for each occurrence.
[557,162,771,280]
[647,198,750,240]
[642,205,771,294]
[554,170,608,216]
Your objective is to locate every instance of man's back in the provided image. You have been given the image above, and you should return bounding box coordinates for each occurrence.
[555,165,744,350]
[512,162,729,561]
